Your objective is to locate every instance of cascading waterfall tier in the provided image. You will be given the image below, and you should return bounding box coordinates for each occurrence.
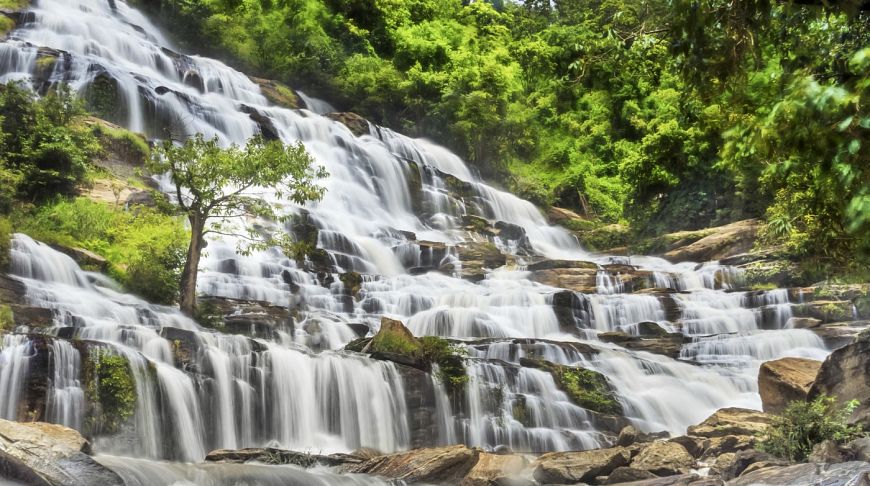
[0,0,838,481]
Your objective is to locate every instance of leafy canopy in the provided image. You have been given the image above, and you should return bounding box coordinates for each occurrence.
[148,134,328,228]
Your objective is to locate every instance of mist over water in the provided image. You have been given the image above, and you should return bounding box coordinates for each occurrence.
[0,0,833,481]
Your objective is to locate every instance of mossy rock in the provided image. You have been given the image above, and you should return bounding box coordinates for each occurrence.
[84,72,129,125]
[339,271,363,297]
[520,358,622,416]
[0,15,16,38]
[250,77,300,109]
[83,349,137,436]
[368,318,468,392]
[574,224,631,252]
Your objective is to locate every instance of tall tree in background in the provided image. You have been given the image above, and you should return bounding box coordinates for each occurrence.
[148,135,327,315]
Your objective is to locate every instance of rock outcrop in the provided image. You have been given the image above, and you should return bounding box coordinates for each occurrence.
[758,357,822,414]
[686,408,773,438]
[809,331,870,427]
[344,444,480,484]
[728,461,870,486]
[662,220,761,263]
[630,441,695,476]
[0,419,124,486]
[532,447,631,484]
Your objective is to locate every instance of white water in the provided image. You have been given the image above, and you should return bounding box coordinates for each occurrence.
[0,0,836,482]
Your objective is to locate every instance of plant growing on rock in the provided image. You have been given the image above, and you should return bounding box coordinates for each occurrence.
[85,350,137,436]
[759,395,863,461]
[147,134,327,315]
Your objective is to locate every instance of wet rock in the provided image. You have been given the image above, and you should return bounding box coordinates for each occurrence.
[687,408,773,438]
[670,436,704,458]
[205,447,363,467]
[239,104,280,140]
[48,244,109,272]
[196,297,293,339]
[0,419,124,486]
[718,449,783,481]
[758,357,822,414]
[125,190,157,208]
[605,465,658,483]
[326,112,371,137]
[810,321,870,349]
[9,304,54,329]
[547,206,585,225]
[808,440,847,464]
[249,77,300,109]
[339,271,363,297]
[809,331,870,427]
[449,241,506,281]
[459,452,527,486]
[527,260,600,292]
[160,326,200,371]
[844,437,870,462]
[344,444,480,483]
[796,301,857,324]
[662,220,760,264]
[597,331,686,359]
[532,446,631,484]
[618,425,639,447]
[551,290,590,333]
[786,317,822,329]
[630,441,695,476]
[729,461,870,486]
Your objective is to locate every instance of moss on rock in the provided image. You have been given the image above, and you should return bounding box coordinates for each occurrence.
[520,358,623,416]
[84,350,137,435]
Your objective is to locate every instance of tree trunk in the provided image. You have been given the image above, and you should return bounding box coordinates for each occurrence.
[179,212,205,316]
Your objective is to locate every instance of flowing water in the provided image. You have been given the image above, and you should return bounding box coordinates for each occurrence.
[0,0,837,483]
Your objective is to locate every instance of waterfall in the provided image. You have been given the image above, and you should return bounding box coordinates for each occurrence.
[0,0,835,477]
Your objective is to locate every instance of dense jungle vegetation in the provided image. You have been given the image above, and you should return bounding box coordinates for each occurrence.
[134,0,869,273]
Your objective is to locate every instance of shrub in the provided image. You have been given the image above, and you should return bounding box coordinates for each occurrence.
[12,197,188,302]
[759,395,863,461]
[125,238,185,305]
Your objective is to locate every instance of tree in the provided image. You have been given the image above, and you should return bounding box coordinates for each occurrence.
[147,134,327,315]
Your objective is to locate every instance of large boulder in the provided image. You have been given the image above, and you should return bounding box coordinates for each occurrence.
[343,445,480,484]
[662,220,761,263]
[809,331,870,427]
[729,461,870,486]
[686,408,773,438]
[459,452,527,486]
[325,112,371,137]
[758,357,822,414]
[0,419,124,486]
[532,447,631,484]
[630,441,695,476]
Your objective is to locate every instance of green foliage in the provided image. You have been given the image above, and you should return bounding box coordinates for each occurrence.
[0,82,100,200]
[0,216,10,271]
[556,366,623,416]
[126,238,186,305]
[759,395,863,462]
[12,197,188,301]
[0,304,13,331]
[418,336,468,390]
[90,122,151,164]
[85,350,137,435]
[370,326,420,355]
[138,0,868,271]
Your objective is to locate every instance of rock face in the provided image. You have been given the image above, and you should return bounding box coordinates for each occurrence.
[532,447,631,484]
[758,357,822,414]
[729,461,870,486]
[0,419,124,486]
[809,331,870,427]
[687,408,773,438]
[325,112,371,137]
[662,219,761,263]
[630,441,695,476]
[344,444,480,484]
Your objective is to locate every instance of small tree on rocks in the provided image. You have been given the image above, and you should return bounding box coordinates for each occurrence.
[148,134,326,315]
